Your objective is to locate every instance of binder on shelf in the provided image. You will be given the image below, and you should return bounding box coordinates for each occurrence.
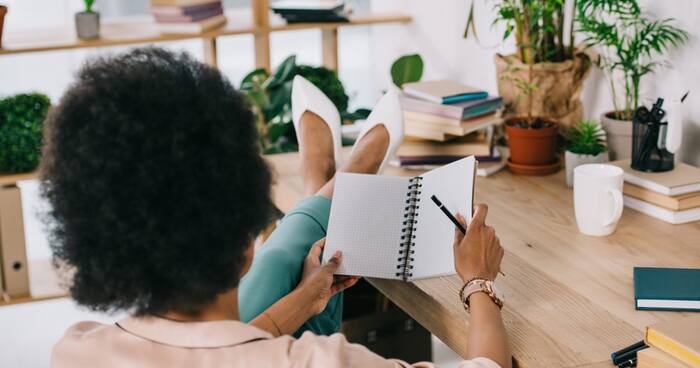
[0,185,30,298]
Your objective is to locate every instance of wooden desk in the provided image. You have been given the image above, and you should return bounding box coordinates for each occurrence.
[265,150,700,368]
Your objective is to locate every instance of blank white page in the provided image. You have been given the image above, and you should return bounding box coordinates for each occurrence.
[410,156,476,279]
[323,173,409,279]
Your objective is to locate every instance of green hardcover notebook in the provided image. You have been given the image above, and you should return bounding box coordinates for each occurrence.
[634,267,700,312]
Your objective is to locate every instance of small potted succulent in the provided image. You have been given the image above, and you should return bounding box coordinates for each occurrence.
[75,0,100,40]
[577,0,687,160]
[565,120,608,187]
[0,4,7,48]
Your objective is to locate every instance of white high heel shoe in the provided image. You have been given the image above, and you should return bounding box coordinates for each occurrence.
[291,75,343,167]
[351,89,405,173]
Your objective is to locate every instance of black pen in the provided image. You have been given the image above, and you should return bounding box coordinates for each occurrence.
[430,194,505,276]
[431,195,466,234]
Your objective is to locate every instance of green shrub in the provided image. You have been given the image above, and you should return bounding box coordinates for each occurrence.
[0,93,51,173]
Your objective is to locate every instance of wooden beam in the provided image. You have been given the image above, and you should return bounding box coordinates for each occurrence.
[252,0,271,71]
[321,28,338,70]
[202,37,218,67]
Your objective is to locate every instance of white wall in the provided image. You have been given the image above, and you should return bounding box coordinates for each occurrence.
[369,0,700,166]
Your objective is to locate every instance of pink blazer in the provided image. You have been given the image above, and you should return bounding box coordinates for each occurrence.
[51,316,500,368]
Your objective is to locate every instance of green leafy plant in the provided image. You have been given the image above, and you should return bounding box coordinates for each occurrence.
[391,54,424,87]
[0,93,51,173]
[240,55,365,154]
[577,0,688,120]
[84,0,95,13]
[466,0,581,127]
[465,0,578,64]
[567,120,607,155]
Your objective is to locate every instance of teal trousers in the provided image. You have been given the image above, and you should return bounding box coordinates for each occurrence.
[238,196,342,337]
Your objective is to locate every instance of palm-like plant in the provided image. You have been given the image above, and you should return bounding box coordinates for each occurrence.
[577,0,688,120]
[567,120,607,155]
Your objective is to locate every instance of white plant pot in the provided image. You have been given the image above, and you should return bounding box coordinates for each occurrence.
[600,112,632,161]
[75,11,100,40]
[565,151,609,187]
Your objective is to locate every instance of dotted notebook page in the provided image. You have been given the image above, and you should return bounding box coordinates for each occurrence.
[324,173,410,279]
[411,156,475,280]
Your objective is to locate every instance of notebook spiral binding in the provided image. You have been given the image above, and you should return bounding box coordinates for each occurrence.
[397,176,423,281]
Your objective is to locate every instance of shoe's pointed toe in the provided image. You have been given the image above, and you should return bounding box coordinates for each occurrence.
[291,75,343,166]
[351,90,405,173]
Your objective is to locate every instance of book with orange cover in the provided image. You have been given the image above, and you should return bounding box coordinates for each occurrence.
[645,317,700,367]
[623,183,700,211]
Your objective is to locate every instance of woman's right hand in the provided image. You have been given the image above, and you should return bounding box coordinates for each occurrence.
[453,204,504,283]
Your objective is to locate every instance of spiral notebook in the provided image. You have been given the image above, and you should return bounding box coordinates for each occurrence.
[323,156,476,281]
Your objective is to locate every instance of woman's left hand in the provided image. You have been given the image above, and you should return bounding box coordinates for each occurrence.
[298,238,359,315]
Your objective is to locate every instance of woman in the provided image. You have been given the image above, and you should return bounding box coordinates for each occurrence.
[44,48,511,367]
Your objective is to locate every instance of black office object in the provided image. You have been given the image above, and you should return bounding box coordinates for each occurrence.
[430,195,466,234]
[631,98,674,172]
[611,340,647,366]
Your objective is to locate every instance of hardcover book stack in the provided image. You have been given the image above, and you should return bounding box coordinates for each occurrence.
[150,0,226,34]
[610,159,700,224]
[393,80,504,176]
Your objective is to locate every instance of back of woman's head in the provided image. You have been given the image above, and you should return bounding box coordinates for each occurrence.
[41,47,274,316]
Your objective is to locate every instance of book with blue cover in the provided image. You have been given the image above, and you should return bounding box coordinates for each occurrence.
[403,80,489,104]
[634,267,700,312]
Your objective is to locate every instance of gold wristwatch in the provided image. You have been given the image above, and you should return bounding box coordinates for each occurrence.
[459,278,505,313]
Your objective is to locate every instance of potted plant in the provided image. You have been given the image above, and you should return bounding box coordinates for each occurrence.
[577,0,687,160]
[565,120,608,186]
[75,0,100,40]
[0,93,51,173]
[465,0,591,128]
[0,5,7,49]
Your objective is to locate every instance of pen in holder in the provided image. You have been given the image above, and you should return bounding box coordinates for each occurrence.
[631,98,674,172]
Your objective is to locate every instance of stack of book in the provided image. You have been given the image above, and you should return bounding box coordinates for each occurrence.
[391,80,504,175]
[638,316,700,368]
[150,0,226,34]
[271,1,349,23]
[401,80,503,142]
[610,159,700,224]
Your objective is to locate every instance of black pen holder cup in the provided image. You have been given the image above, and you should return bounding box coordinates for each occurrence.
[631,120,674,172]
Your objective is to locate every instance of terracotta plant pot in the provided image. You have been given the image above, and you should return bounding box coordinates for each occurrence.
[505,117,559,166]
[600,111,632,161]
[0,5,7,49]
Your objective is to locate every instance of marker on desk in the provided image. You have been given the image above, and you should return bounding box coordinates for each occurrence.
[611,340,647,366]
[430,194,505,276]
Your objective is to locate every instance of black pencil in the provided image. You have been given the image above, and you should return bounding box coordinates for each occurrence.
[430,194,505,277]
[431,195,466,234]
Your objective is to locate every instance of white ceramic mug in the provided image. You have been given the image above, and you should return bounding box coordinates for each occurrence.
[574,164,624,236]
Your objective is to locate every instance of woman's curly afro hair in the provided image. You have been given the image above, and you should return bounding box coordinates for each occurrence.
[41,47,274,315]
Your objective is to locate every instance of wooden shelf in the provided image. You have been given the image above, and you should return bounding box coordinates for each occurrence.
[0,12,411,57]
[0,172,37,187]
